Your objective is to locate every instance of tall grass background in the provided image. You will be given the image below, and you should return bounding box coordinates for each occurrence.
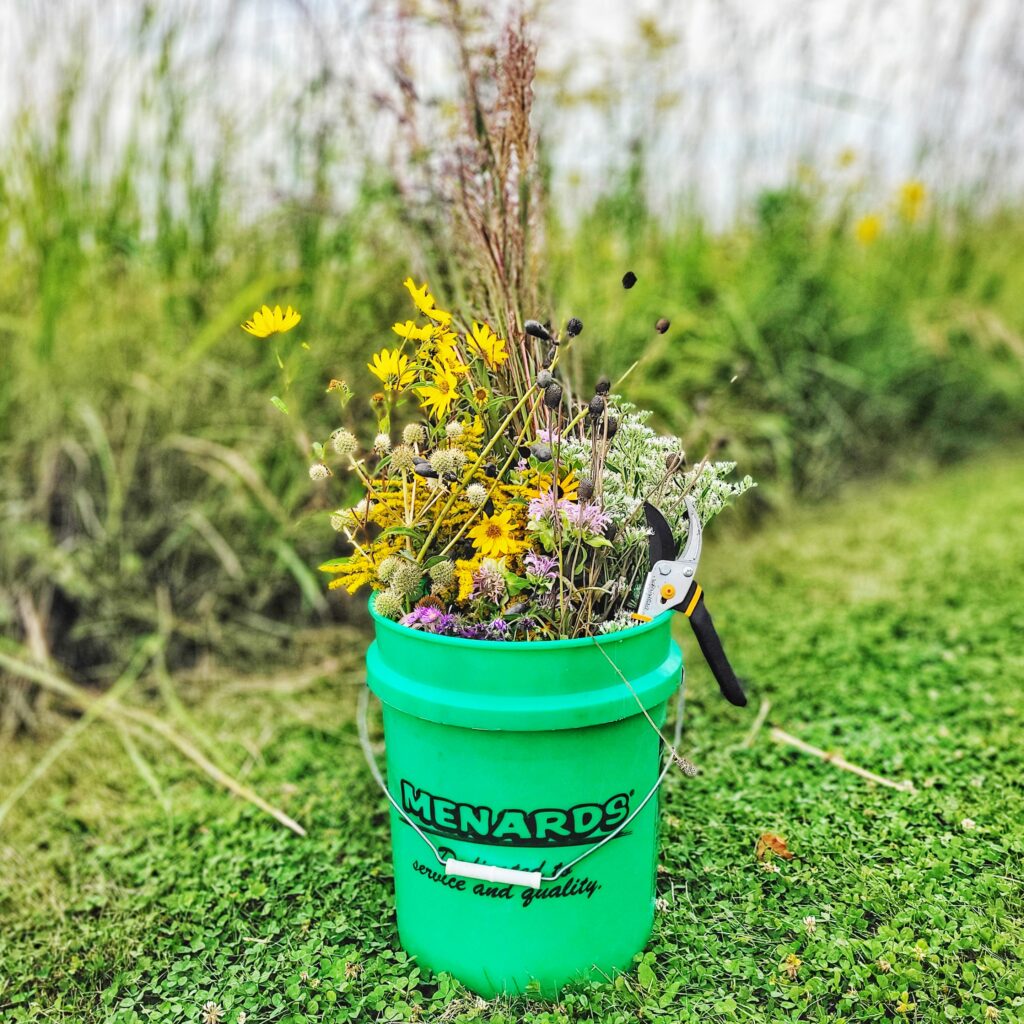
[2,0,1023,722]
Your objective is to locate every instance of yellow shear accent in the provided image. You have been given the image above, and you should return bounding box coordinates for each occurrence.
[682,583,703,618]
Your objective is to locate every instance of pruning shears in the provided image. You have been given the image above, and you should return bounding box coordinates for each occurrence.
[633,496,748,707]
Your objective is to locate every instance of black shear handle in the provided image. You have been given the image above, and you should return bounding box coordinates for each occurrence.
[688,592,748,707]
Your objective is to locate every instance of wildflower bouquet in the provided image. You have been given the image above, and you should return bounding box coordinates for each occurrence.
[251,280,752,641]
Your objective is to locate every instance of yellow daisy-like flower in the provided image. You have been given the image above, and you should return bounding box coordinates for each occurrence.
[468,508,521,558]
[468,321,508,368]
[455,558,481,602]
[368,348,416,393]
[854,213,882,245]
[404,278,452,325]
[419,363,460,419]
[241,304,301,338]
[532,467,580,503]
[392,320,434,343]
[898,179,927,223]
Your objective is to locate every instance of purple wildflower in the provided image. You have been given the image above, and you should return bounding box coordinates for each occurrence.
[562,502,612,535]
[537,427,561,444]
[432,612,462,636]
[471,561,506,603]
[524,551,558,579]
[487,618,509,638]
[400,605,444,630]
[527,490,567,523]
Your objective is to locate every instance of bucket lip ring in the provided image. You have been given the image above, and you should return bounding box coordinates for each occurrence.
[368,595,673,650]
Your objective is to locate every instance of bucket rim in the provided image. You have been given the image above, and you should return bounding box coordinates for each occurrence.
[368,594,673,651]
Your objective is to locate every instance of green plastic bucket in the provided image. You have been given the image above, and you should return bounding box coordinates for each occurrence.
[363,600,683,997]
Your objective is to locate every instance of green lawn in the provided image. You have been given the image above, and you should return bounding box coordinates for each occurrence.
[2,454,1022,1023]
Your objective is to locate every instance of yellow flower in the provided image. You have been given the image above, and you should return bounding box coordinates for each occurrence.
[241,304,301,338]
[531,467,580,502]
[854,213,882,245]
[468,508,521,558]
[404,278,452,325]
[468,321,508,368]
[898,179,927,223]
[419,364,460,419]
[837,147,857,168]
[455,558,480,602]
[392,320,434,342]
[895,993,917,1015]
[368,348,415,392]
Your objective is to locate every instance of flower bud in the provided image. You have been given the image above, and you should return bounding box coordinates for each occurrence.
[445,420,464,440]
[604,416,618,440]
[664,451,687,473]
[524,319,551,341]
[428,560,456,592]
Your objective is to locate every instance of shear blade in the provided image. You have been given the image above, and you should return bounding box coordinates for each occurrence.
[643,501,678,567]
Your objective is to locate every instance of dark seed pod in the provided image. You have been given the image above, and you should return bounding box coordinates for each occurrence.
[483,499,495,516]
[543,382,563,410]
[505,602,528,616]
[588,394,605,419]
[524,319,551,341]
[566,317,583,337]
[604,416,619,440]
[517,444,532,460]
[622,271,637,289]
[483,463,498,478]
[577,477,595,502]
[536,369,553,389]
[711,435,730,454]
[530,443,552,462]
[655,317,671,334]
[413,461,438,478]
[544,344,557,366]
[665,451,687,473]
[603,519,619,540]
[595,375,611,395]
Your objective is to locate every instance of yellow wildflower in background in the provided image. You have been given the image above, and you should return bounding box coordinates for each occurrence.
[241,304,301,338]
[404,278,452,325]
[898,179,927,223]
[854,213,882,245]
[468,508,521,558]
[531,467,580,502]
[468,321,509,368]
[368,348,415,392]
[391,320,433,343]
[837,147,857,168]
[419,363,460,419]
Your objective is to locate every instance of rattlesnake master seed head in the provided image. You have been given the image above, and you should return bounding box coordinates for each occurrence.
[430,448,466,477]
[402,423,426,447]
[309,463,331,480]
[330,429,358,456]
[377,556,401,583]
[390,444,416,473]
[390,560,423,597]
[373,589,403,619]
[372,432,391,455]
[465,483,488,507]
[445,420,464,439]
[428,560,456,591]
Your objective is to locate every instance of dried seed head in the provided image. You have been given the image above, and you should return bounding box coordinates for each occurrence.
[544,344,557,366]
[665,451,687,473]
[430,448,466,478]
[445,420,464,440]
[524,319,551,341]
[566,317,583,338]
[604,416,619,440]
[622,271,637,289]
[543,382,563,410]
[711,435,729,454]
[377,556,401,583]
[330,429,358,457]
[390,444,416,473]
[309,463,331,481]
[373,589,403,619]
[373,432,391,456]
[595,375,611,395]
[391,560,423,597]
[588,395,606,419]
[413,460,438,478]
[465,483,488,507]
[655,317,671,334]
[530,443,552,462]
[577,477,595,502]
[402,423,427,447]
[674,755,699,776]
[536,369,553,389]
[428,559,456,592]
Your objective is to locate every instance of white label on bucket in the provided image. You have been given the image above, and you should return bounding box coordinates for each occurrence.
[444,859,543,890]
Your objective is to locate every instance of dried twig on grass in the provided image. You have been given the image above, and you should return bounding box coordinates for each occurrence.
[0,649,307,836]
[741,697,772,748]
[771,726,916,793]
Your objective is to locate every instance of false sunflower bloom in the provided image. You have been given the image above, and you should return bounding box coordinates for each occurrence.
[532,467,580,502]
[404,278,452,325]
[468,508,522,558]
[242,304,301,338]
[898,179,927,223]
[854,213,882,245]
[468,321,508,368]
[392,320,433,343]
[419,363,461,419]
[368,348,415,392]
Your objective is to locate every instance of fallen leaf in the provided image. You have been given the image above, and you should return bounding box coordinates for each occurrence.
[756,832,794,861]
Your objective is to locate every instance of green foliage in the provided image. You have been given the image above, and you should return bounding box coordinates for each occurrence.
[2,453,1022,1022]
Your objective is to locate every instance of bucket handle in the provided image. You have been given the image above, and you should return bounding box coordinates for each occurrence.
[356,669,686,891]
